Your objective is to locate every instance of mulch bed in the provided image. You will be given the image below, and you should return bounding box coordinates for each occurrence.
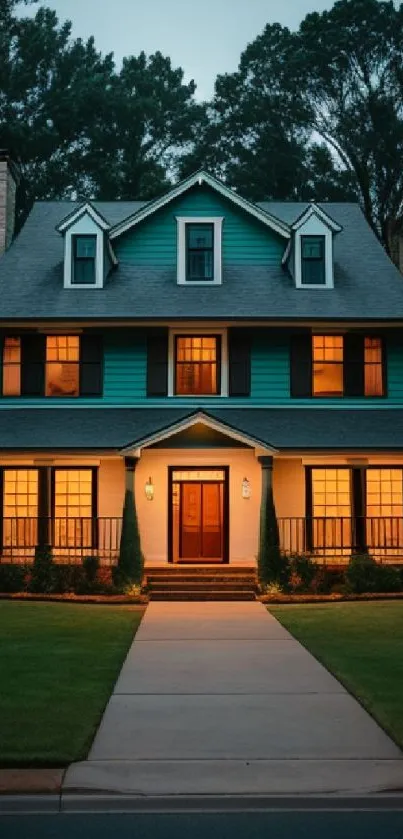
[0,592,148,605]
[259,592,403,603]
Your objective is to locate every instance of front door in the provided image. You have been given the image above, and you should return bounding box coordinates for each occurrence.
[170,468,228,563]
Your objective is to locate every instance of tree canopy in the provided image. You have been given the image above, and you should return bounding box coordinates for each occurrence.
[2,0,403,253]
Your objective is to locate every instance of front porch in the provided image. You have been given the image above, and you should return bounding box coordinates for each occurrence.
[1,411,403,569]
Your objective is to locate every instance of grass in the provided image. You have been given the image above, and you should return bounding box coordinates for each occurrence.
[270,602,403,749]
[0,601,144,766]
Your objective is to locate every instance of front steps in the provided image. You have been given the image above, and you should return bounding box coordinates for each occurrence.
[145,565,257,601]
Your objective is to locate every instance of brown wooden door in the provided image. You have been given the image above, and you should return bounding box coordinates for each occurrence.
[180,482,223,561]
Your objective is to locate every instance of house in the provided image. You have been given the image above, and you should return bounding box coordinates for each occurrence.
[1,150,403,576]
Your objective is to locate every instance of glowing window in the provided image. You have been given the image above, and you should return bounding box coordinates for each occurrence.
[2,337,21,396]
[46,336,79,397]
[312,335,344,396]
[175,336,220,396]
[53,469,94,548]
[311,468,351,552]
[3,469,38,547]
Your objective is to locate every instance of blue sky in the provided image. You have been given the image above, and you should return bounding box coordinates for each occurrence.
[21,0,336,100]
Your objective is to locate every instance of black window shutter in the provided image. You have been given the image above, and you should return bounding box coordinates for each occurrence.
[147,332,168,396]
[0,335,4,396]
[228,329,251,397]
[21,335,46,396]
[344,334,364,397]
[290,334,312,398]
[80,335,103,396]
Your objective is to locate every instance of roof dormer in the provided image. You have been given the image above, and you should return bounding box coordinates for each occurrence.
[283,203,342,290]
[56,202,117,289]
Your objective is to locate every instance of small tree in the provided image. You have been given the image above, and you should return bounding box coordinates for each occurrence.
[29,544,55,593]
[115,489,143,587]
[258,484,283,586]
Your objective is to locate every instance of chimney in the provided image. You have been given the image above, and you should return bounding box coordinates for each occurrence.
[0,151,20,255]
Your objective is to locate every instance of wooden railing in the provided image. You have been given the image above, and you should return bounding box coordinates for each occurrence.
[278,516,403,563]
[0,517,122,563]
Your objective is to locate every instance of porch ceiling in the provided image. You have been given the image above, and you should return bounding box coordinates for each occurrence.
[0,407,403,452]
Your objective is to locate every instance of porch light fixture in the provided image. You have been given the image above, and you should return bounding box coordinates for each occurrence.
[242,478,251,499]
[145,477,154,501]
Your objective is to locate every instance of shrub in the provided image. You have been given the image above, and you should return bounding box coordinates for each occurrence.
[375,564,401,593]
[261,581,284,597]
[286,554,318,592]
[346,554,402,594]
[52,564,86,594]
[114,489,143,588]
[0,563,28,593]
[29,545,55,593]
[82,555,100,584]
[258,485,283,585]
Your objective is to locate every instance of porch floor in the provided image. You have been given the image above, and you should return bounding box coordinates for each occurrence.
[63,602,403,797]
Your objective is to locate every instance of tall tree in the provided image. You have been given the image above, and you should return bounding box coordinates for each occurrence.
[182,22,357,203]
[0,3,202,226]
[297,0,403,247]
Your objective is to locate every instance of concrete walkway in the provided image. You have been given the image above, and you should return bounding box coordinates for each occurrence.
[64,601,403,796]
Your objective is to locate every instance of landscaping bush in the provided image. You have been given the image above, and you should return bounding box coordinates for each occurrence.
[114,489,143,588]
[258,485,283,585]
[29,545,55,593]
[0,563,29,593]
[286,554,318,592]
[346,553,402,593]
[375,564,402,593]
[52,564,86,594]
[82,555,100,585]
[310,567,345,594]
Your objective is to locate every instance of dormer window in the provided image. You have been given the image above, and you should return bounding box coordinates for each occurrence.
[186,224,214,282]
[177,216,223,285]
[301,236,325,286]
[72,235,97,285]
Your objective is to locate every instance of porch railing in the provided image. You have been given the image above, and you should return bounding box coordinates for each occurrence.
[0,517,122,563]
[278,516,403,563]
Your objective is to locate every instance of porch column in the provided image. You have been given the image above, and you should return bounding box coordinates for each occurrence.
[37,466,51,550]
[258,455,274,537]
[124,455,139,492]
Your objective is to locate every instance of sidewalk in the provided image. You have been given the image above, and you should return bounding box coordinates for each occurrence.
[63,601,403,796]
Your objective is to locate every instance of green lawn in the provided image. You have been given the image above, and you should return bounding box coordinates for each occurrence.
[270,602,403,749]
[0,601,144,766]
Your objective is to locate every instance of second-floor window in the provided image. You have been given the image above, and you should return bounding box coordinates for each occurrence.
[1,334,103,397]
[175,336,220,396]
[291,333,385,398]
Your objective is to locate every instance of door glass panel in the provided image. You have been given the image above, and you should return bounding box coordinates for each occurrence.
[180,483,202,559]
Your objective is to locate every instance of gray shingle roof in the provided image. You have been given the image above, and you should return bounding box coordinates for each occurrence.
[1,407,403,451]
[1,198,403,320]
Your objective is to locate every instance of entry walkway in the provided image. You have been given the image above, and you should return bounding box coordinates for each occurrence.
[64,602,403,796]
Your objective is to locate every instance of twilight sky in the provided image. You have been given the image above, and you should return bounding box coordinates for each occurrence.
[22,0,336,100]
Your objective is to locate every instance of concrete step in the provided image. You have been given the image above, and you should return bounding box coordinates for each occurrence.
[146,566,255,576]
[148,581,257,593]
[149,590,256,601]
[147,575,256,585]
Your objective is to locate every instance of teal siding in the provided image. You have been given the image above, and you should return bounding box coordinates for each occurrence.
[2,329,403,408]
[115,185,285,266]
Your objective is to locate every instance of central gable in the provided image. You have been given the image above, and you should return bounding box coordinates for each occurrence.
[114,184,286,268]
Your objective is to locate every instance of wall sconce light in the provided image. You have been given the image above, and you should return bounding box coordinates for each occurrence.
[145,477,154,501]
[242,477,251,499]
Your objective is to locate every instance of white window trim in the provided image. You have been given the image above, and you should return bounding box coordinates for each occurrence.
[176,216,223,285]
[64,227,104,290]
[294,226,334,290]
[168,327,228,397]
